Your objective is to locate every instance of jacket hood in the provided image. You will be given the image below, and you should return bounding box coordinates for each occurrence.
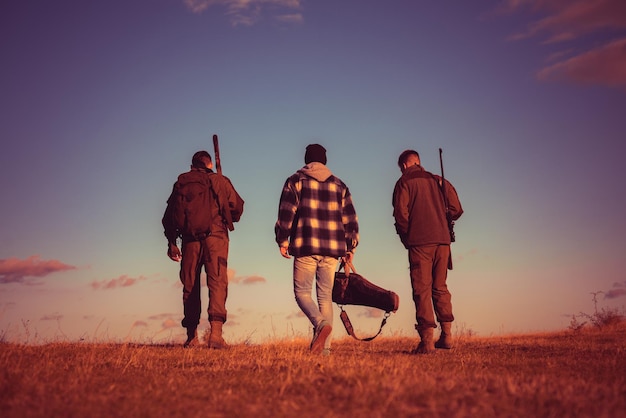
[298,162,332,182]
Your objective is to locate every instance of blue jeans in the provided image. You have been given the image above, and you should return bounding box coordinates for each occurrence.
[293,255,338,349]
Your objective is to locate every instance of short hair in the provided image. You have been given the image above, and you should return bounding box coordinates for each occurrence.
[191,151,212,168]
[398,150,420,168]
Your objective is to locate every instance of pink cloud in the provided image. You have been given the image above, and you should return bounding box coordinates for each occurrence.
[286,310,306,320]
[241,275,267,285]
[161,319,178,330]
[148,313,178,321]
[91,275,148,290]
[0,255,76,284]
[228,268,267,285]
[537,37,626,86]
[358,307,385,319]
[183,0,303,26]
[501,0,626,40]
[497,0,626,88]
[40,313,63,321]
[605,281,626,299]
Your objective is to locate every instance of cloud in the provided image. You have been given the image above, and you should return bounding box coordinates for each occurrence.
[41,313,63,321]
[497,0,626,87]
[357,307,385,319]
[537,38,626,86]
[0,255,76,284]
[161,319,178,330]
[286,310,305,320]
[148,313,178,321]
[502,0,626,41]
[228,268,267,285]
[276,13,303,24]
[605,280,626,299]
[183,0,303,26]
[90,275,148,290]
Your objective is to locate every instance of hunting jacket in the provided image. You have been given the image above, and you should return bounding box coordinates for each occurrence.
[275,162,359,258]
[392,164,463,248]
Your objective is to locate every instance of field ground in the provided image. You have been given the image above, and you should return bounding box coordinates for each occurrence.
[1,325,625,417]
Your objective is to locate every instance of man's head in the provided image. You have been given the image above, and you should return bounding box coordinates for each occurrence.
[191,151,213,169]
[304,144,327,165]
[398,150,420,172]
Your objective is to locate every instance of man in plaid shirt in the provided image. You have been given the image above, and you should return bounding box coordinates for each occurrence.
[275,144,359,355]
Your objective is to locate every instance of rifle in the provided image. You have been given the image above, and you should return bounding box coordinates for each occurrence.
[439,148,455,270]
[212,134,222,175]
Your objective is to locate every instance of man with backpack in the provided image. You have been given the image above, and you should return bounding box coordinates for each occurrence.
[275,144,359,355]
[162,150,244,349]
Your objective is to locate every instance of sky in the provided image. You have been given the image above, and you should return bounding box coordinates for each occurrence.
[1,0,625,345]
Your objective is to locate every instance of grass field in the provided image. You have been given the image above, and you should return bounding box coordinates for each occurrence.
[1,325,625,418]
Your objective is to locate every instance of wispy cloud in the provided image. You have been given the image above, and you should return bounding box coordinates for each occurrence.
[605,280,626,299]
[0,255,76,284]
[183,0,303,26]
[228,268,267,285]
[358,307,385,319]
[148,313,178,321]
[537,38,626,86]
[286,310,305,320]
[41,313,63,321]
[90,275,148,290]
[497,0,626,87]
[161,318,178,330]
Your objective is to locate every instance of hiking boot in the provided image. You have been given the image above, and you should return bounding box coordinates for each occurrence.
[435,322,453,349]
[310,320,332,354]
[208,321,229,350]
[183,328,199,348]
[412,327,435,354]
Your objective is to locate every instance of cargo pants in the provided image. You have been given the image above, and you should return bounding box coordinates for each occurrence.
[179,231,229,330]
[409,244,454,329]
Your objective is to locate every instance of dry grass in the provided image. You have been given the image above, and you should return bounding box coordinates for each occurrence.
[1,325,625,418]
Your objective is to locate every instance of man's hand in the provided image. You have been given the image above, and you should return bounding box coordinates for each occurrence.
[342,251,354,264]
[279,246,291,259]
[168,243,182,262]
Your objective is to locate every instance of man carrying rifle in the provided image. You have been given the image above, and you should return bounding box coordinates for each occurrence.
[392,149,463,354]
[162,150,244,349]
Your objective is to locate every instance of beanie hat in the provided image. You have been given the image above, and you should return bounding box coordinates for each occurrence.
[304,144,327,165]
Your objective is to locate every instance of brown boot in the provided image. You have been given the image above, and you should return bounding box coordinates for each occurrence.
[412,327,435,354]
[208,321,228,349]
[183,327,199,348]
[435,322,453,349]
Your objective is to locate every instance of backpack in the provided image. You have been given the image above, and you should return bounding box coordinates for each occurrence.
[169,170,215,239]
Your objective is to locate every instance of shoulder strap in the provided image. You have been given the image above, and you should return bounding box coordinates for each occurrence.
[335,261,391,341]
[338,306,391,342]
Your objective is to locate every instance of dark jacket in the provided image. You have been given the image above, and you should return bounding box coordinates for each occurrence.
[392,165,462,247]
[162,168,244,243]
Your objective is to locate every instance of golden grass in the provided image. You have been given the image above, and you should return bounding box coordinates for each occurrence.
[1,326,625,417]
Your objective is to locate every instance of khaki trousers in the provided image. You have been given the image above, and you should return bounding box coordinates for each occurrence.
[179,232,229,329]
[408,244,454,329]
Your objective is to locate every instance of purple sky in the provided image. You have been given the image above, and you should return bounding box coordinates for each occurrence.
[1,0,625,344]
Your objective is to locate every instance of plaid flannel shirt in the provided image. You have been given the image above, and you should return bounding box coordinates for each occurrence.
[275,167,359,258]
